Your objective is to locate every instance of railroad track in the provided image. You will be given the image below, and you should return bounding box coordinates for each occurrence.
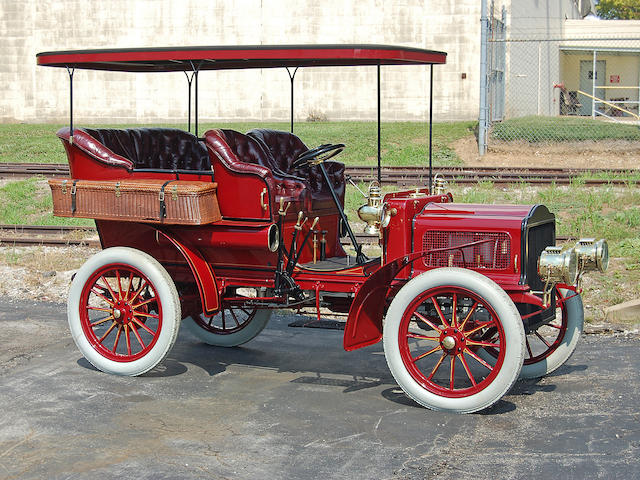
[0,224,99,247]
[0,224,572,249]
[2,163,638,186]
[0,224,374,248]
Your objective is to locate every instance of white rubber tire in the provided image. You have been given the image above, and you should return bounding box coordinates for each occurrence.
[68,247,181,376]
[383,268,525,414]
[182,309,272,347]
[519,288,583,379]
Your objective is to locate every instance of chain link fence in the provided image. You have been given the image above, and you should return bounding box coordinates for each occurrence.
[483,22,640,151]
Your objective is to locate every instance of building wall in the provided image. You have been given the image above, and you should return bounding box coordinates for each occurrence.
[559,20,640,116]
[1,0,483,124]
[503,0,587,118]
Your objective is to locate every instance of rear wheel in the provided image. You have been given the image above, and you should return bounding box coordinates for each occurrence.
[183,306,271,347]
[383,268,525,414]
[68,247,181,376]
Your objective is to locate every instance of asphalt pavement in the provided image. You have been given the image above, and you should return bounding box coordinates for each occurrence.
[0,299,638,480]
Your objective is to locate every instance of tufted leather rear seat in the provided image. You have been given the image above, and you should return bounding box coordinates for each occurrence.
[57,127,211,172]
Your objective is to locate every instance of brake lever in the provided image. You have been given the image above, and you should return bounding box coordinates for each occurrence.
[346,175,368,198]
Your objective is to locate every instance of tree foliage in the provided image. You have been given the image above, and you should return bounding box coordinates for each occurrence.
[596,0,640,20]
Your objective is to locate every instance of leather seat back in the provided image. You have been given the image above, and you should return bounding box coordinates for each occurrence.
[247,128,308,175]
[80,127,210,171]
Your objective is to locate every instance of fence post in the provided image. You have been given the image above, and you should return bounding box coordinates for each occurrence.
[479,0,489,155]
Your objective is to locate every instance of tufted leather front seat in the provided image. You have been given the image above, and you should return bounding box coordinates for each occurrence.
[61,127,211,171]
[203,128,309,219]
[247,129,346,210]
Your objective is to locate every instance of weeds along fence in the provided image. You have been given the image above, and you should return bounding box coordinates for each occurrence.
[483,31,640,151]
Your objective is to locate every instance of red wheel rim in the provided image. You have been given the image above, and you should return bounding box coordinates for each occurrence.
[483,287,570,365]
[398,286,506,398]
[523,288,569,364]
[79,263,163,362]
[193,304,259,335]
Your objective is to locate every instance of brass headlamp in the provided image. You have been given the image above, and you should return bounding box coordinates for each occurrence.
[357,182,396,236]
[574,238,609,273]
[538,246,578,285]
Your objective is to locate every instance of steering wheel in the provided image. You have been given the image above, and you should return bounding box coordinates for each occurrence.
[293,143,345,169]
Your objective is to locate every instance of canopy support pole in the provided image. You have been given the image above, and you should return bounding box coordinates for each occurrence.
[377,64,382,185]
[428,64,434,193]
[194,70,199,137]
[65,66,75,144]
[189,61,202,137]
[286,67,299,133]
[184,71,196,133]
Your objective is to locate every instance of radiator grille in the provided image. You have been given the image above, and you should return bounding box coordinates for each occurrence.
[423,231,511,270]
[524,222,555,290]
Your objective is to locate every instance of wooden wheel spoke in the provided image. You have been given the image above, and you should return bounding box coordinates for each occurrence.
[465,339,501,349]
[90,287,115,307]
[427,352,447,381]
[131,317,155,336]
[112,325,123,353]
[535,331,552,348]
[526,337,534,359]
[97,322,117,344]
[413,311,443,333]
[449,355,456,390]
[229,309,241,327]
[90,315,114,327]
[128,280,148,304]
[412,344,442,363]
[123,272,134,301]
[130,323,146,350]
[463,320,495,337]
[459,353,477,387]
[99,275,118,302]
[451,293,458,329]
[431,297,451,329]
[125,325,132,355]
[132,297,156,310]
[464,347,494,371]
[115,270,123,300]
[88,306,112,313]
[406,332,440,341]
[133,311,159,319]
[458,301,479,331]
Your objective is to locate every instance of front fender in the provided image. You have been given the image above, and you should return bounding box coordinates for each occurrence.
[343,252,425,351]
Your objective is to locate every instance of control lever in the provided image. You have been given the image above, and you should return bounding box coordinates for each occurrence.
[286,217,319,276]
[274,197,291,291]
[285,211,307,274]
[346,174,368,198]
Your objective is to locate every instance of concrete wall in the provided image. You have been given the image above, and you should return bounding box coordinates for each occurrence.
[503,0,587,118]
[1,0,483,124]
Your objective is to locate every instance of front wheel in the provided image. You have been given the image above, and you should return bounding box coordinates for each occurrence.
[478,287,584,379]
[68,247,181,376]
[383,268,525,414]
[520,288,584,379]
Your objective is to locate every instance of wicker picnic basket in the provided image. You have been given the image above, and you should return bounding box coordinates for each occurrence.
[49,178,221,225]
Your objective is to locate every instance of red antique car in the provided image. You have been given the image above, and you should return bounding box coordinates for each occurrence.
[37,45,608,413]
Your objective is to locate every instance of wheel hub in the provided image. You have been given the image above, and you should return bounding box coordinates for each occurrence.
[113,301,133,325]
[440,328,466,354]
[441,335,456,350]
